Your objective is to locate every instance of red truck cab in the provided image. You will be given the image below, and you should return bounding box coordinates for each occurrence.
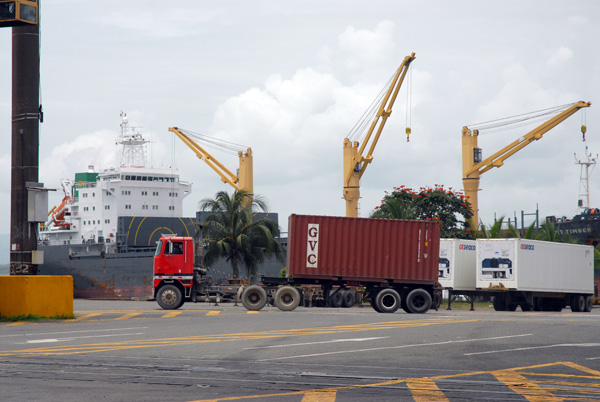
[152,236,194,308]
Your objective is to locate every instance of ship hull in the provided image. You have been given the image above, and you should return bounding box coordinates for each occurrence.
[38,244,155,299]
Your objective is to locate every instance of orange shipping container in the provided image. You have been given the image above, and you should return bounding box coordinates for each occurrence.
[286,214,440,285]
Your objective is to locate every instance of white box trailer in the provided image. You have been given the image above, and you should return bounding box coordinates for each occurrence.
[476,239,594,312]
[438,239,477,291]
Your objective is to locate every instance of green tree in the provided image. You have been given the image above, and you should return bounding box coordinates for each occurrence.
[371,185,474,239]
[199,190,285,279]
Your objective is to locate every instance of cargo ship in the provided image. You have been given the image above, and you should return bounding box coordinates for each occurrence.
[38,113,195,299]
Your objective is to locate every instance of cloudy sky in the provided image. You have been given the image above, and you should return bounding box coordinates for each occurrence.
[0,0,598,238]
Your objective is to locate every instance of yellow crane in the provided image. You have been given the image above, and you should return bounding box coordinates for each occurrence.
[343,52,416,217]
[169,127,253,204]
[462,100,591,229]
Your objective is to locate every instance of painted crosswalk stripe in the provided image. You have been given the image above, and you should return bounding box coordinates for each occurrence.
[115,312,142,320]
[162,311,183,318]
[406,378,450,402]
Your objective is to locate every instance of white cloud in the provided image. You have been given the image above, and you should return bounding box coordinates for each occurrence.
[548,47,573,67]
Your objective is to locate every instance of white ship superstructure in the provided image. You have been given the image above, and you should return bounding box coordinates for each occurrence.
[40,113,192,249]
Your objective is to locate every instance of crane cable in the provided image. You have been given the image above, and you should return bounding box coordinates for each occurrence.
[346,68,397,144]
[177,128,248,156]
[581,108,587,142]
[405,65,412,142]
[467,102,578,135]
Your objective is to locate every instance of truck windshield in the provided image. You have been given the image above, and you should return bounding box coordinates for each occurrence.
[154,240,163,256]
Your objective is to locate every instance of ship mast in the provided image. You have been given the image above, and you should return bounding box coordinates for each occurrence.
[575,146,597,212]
[118,112,149,168]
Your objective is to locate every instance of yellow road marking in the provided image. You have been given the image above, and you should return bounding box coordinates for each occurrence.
[206,311,221,316]
[247,311,259,314]
[162,311,183,318]
[301,389,337,401]
[70,312,104,321]
[6,322,25,327]
[187,361,600,402]
[492,371,565,402]
[0,318,476,357]
[406,378,450,402]
[115,312,142,320]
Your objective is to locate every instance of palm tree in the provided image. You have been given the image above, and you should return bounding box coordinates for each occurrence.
[199,190,285,279]
[479,216,506,239]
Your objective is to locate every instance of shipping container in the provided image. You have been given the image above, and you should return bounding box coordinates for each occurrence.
[286,214,440,284]
[438,239,477,291]
[475,239,594,312]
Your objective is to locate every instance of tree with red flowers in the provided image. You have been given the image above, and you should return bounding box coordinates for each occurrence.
[371,185,474,239]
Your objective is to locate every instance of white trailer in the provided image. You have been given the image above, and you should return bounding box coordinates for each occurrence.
[439,239,477,291]
[476,239,594,312]
[438,239,480,310]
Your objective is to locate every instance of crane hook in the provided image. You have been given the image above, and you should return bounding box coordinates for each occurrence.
[405,127,411,142]
[581,124,587,142]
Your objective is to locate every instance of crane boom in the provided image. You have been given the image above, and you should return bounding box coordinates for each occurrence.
[462,100,591,229]
[169,127,254,200]
[343,52,416,217]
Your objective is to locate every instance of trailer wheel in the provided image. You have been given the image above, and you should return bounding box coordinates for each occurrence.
[342,291,355,308]
[493,295,507,311]
[274,286,301,311]
[571,295,585,312]
[369,295,382,312]
[156,284,184,310]
[406,288,432,314]
[375,288,401,313]
[584,295,593,312]
[241,285,268,311]
[329,291,344,308]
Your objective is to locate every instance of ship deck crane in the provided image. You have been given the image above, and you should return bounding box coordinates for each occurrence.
[462,100,591,229]
[343,52,416,217]
[169,127,253,203]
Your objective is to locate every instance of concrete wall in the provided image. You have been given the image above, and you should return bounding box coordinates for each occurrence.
[0,275,73,317]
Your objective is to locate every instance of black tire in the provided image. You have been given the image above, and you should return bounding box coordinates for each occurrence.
[406,288,432,314]
[584,295,593,313]
[375,288,401,313]
[342,290,355,308]
[369,295,382,312]
[520,303,532,312]
[241,285,268,311]
[329,291,344,308]
[156,284,184,310]
[274,286,301,312]
[493,295,507,311]
[571,294,585,312]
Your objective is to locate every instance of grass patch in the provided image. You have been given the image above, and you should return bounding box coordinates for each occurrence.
[0,314,76,322]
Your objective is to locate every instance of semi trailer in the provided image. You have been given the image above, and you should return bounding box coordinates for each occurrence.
[240,214,441,313]
[475,239,594,312]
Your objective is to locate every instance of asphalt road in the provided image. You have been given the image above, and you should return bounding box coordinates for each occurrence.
[1,300,600,401]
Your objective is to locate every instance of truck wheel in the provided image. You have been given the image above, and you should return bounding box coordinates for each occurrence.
[571,295,585,312]
[406,288,432,314]
[369,295,382,312]
[342,291,355,308]
[156,284,184,310]
[274,286,301,311]
[584,295,593,312]
[329,291,344,308]
[375,288,401,313]
[241,285,268,311]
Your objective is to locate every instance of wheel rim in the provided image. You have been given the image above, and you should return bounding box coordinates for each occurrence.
[381,294,397,309]
[161,289,177,306]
